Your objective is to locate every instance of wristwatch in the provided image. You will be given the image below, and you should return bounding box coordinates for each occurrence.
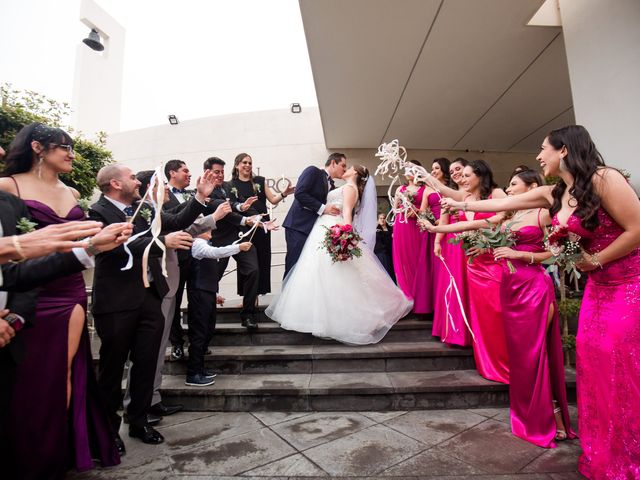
[85,237,101,256]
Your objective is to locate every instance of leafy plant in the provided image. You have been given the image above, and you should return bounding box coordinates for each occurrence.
[0,83,112,198]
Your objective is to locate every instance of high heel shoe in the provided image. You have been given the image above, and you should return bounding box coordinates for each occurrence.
[553,401,568,441]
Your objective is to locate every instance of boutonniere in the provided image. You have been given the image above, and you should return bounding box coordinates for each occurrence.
[16,217,38,234]
[253,183,261,193]
[77,198,91,217]
[140,206,153,224]
[230,187,239,197]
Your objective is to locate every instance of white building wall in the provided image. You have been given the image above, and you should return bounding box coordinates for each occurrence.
[559,0,640,188]
[72,0,125,137]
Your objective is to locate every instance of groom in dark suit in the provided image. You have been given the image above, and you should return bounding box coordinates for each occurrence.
[282,153,347,277]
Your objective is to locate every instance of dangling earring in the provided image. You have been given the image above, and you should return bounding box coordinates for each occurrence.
[559,155,568,172]
[37,155,44,179]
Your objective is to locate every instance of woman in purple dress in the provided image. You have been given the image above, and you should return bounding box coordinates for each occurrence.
[0,123,120,479]
[442,125,640,477]
[392,160,427,303]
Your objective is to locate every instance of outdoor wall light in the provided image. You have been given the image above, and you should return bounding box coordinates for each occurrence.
[82,28,105,52]
[168,115,179,125]
[290,103,302,114]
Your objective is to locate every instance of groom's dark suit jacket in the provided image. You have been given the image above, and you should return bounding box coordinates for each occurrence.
[282,166,329,235]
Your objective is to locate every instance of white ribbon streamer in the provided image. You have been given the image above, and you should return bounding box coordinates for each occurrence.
[121,164,168,288]
[438,255,476,343]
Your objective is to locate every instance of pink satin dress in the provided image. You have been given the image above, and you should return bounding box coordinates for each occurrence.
[432,210,472,346]
[462,210,509,384]
[392,185,426,302]
[413,192,441,313]
[500,217,576,448]
[559,209,640,479]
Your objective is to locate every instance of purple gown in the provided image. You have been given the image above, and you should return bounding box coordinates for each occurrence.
[413,192,441,314]
[8,201,120,480]
[500,219,576,448]
[559,209,640,479]
[392,185,426,303]
[462,209,509,384]
[432,210,472,346]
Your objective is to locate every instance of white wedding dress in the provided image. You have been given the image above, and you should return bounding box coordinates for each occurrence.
[266,184,413,344]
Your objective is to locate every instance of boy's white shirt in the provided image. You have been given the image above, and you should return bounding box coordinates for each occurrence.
[191,238,240,260]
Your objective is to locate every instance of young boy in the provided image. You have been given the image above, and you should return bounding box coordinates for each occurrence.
[185,222,251,386]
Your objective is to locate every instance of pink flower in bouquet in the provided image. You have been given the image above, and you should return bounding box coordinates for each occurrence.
[342,224,353,233]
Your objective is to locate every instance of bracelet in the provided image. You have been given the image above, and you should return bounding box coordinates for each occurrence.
[11,235,26,261]
[529,252,535,265]
[85,236,101,256]
[590,252,603,269]
[462,202,468,211]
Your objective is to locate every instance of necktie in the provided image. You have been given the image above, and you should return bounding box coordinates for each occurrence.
[329,177,336,191]
[123,206,135,216]
[172,187,186,194]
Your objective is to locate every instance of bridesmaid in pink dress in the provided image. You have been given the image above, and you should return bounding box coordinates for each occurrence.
[412,175,442,314]
[442,126,640,477]
[426,160,509,383]
[493,170,575,448]
[392,160,426,303]
[431,158,472,346]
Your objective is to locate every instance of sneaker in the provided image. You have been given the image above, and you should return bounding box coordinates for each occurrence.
[170,345,184,361]
[185,373,215,387]
[203,370,218,380]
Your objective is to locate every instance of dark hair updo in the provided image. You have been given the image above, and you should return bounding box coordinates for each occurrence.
[3,122,73,175]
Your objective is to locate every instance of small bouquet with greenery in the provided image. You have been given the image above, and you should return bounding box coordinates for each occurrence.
[417,208,437,231]
[319,224,363,263]
[449,221,518,273]
[542,225,583,283]
[448,230,482,262]
[77,198,91,217]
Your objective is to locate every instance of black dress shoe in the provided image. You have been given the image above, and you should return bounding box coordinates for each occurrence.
[170,344,184,361]
[241,316,258,330]
[149,402,183,416]
[123,412,162,426]
[114,434,126,456]
[129,425,164,444]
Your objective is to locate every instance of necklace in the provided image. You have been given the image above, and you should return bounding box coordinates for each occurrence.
[513,209,537,220]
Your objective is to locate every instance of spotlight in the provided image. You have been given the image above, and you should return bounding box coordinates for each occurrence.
[168,115,179,125]
[82,28,104,52]
[290,103,302,114]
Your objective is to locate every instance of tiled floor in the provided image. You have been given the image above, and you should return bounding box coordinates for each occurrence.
[68,406,582,479]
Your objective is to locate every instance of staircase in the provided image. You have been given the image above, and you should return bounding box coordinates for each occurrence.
[149,307,576,411]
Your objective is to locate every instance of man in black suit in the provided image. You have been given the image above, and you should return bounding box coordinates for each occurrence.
[163,159,193,361]
[89,163,214,450]
[203,157,261,329]
[0,189,132,460]
[282,153,347,276]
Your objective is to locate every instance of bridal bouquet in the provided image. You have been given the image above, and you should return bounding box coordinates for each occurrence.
[320,224,363,263]
[449,221,518,273]
[542,225,583,282]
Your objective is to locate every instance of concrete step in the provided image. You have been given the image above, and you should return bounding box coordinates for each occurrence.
[181,306,429,324]
[157,368,577,411]
[162,341,475,375]
[211,318,434,346]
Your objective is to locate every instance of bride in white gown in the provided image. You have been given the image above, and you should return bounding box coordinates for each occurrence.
[266,165,413,344]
